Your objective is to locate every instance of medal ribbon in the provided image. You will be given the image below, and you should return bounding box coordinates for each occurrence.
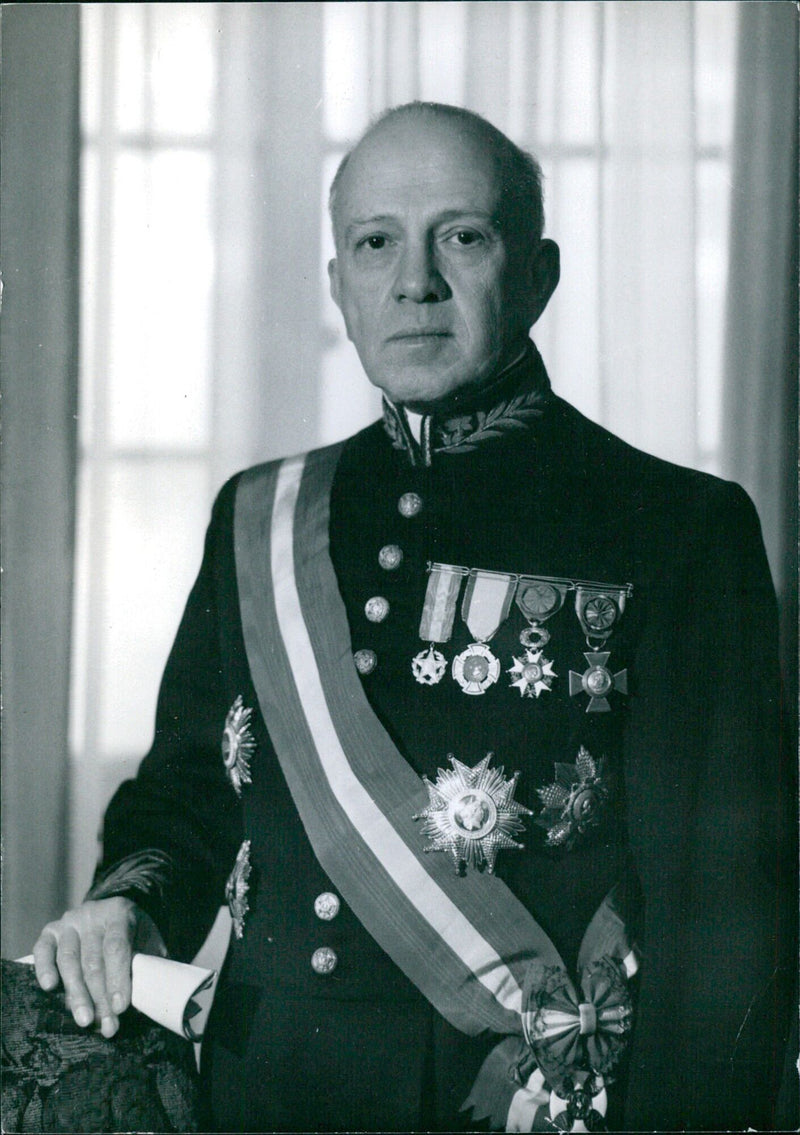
[234,450,640,1128]
[462,569,518,642]
[418,563,465,643]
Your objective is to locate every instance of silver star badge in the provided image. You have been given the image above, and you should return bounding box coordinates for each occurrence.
[413,753,532,873]
[225,839,252,939]
[222,695,256,795]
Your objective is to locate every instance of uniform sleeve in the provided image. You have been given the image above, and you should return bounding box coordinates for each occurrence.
[622,481,797,1130]
[93,478,245,963]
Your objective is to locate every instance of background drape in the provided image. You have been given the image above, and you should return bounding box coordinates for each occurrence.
[720,0,798,710]
[1,4,81,959]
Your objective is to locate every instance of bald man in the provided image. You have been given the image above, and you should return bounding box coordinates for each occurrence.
[34,103,794,1132]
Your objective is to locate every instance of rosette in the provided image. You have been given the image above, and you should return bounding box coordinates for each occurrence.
[521,956,632,1094]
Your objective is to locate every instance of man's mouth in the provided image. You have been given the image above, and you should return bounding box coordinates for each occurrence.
[386,330,452,343]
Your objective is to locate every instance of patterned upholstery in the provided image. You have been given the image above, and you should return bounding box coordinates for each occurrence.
[1,960,200,1133]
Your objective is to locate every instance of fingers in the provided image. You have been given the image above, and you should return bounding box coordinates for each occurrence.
[55,925,98,1029]
[103,906,135,1017]
[33,924,61,993]
[31,898,139,1037]
[78,923,119,1037]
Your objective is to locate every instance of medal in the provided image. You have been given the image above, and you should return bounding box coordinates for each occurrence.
[221,695,256,796]
[413,563,465,685]
[225,839,252,939]
[570,583,632,711]
[412,644,448,685]
[511,577,569,692]
[569,651,628,713]
[508,648,557,698]
[413,752,532,873]
[453,569,516,695]
[535,746,609,847]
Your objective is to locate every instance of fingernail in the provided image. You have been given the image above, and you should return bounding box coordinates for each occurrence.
[111,993,124,1013]
[101,1016,118,1038]
[40,973,57,991]
[76,1006,93,1028]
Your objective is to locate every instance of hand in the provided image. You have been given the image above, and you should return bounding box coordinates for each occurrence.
[33,897,167,1038]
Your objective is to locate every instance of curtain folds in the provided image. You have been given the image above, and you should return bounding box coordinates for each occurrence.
[1,5,81,959]
[720,0,798,695]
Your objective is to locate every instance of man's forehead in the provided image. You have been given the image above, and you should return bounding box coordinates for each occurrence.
[334,115,502,221]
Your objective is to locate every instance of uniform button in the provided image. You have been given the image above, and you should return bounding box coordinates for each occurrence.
[311,946,338,975]
[354,648,378,675]
[378,544,404,571]
[398,492,423,518]
[364,596,390,623]
[314,892,341,921]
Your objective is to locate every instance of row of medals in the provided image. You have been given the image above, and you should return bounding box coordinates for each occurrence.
[410,566,632,711]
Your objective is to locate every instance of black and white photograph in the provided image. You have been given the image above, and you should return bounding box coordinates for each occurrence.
[2,2,797,1131]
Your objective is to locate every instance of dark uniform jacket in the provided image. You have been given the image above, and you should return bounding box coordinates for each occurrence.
[98,348,795,1132]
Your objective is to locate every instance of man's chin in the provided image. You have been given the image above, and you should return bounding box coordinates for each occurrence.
[366,362,495,412]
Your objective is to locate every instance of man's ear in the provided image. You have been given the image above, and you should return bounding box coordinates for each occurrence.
[328,258,341,310]
[527,239,560,325]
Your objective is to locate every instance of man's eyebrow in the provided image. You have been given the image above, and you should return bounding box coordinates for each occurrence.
[344,215,398,239]
[344,209,499,238]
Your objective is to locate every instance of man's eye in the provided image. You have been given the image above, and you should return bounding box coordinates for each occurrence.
[361,235,387,250]
[449,230,483,247]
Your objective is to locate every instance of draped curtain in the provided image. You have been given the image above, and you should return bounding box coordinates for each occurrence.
[1,5,81,959]
[720,1,798,704]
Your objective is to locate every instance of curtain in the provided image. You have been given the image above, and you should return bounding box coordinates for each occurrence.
[0,5,81,959]
[210,3,325,488]
[720,0,798,700]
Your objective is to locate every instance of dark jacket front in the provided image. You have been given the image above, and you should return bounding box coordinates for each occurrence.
[99,376,796,1132]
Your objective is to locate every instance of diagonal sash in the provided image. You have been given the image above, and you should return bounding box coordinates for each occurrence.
[234,447,636,1048]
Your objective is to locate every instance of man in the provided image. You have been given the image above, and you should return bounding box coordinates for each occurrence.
[34,103,794,1131]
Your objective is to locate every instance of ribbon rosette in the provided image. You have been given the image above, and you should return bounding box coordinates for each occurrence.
[522,956,632,1093]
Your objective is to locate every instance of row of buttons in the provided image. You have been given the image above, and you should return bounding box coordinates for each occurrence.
[353,492,424,677]
[312,891,340,975]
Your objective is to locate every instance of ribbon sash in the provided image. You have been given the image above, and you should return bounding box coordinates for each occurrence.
[234,448,637,1047]
[235,449,569,1036]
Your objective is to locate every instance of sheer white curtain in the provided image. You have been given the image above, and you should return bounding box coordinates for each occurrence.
[70,2,744,908]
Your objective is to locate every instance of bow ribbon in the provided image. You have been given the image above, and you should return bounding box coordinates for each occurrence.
[521,956,632,1094]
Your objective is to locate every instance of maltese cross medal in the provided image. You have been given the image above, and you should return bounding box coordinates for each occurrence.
[413,753,532,874]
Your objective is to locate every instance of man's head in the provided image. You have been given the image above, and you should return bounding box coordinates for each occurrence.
[328,102,559,410]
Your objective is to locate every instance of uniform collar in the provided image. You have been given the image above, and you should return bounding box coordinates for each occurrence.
[381,342,552,467]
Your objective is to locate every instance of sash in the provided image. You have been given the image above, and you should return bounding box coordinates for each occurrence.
[234,448,639,1124]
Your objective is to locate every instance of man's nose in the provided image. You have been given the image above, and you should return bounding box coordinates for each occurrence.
[393,240,450,303]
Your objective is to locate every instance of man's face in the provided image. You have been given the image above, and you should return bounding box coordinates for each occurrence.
[328,114,556,409]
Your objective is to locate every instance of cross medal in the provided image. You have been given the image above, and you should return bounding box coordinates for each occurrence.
[569,586,630,713]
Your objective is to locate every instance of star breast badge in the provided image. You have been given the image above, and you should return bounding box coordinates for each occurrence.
[413,753,532,874]
[222,695,256,796]
[535,747,609,849]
